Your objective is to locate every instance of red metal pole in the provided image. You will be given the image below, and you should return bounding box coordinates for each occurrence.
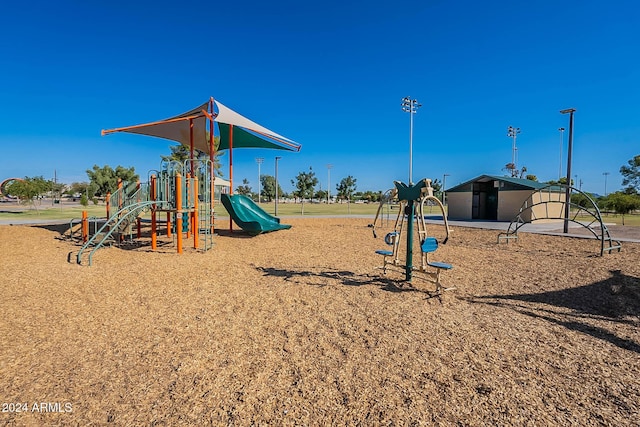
[117,179,123,210]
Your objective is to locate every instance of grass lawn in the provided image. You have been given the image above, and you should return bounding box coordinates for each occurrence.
[0,200,385,221]
[599,212,640,226]
[1,199,638,226]
[0,202,106,221]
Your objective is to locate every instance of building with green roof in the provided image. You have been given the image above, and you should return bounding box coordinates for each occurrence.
[445,175,565,221]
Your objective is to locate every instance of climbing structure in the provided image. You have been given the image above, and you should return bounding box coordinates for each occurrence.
[74,98,301,265]
[0,177,22,198]
[497,184,621,256]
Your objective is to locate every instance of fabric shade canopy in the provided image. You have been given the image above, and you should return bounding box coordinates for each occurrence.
[101,99,301,154]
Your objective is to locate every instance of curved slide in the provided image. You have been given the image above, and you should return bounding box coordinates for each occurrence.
[220,194,291,235]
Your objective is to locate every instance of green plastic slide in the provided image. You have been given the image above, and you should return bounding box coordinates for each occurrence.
[220,194,292,235]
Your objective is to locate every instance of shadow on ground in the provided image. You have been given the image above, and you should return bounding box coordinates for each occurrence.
[467,270,640,353]
[255,266,444,298]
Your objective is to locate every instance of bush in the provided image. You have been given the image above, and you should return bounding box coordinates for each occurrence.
[80,194,89,207]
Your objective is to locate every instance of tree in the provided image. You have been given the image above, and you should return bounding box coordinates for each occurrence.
[68,182,91,198]
[6,176,53,209]
[429,178,442,200]
[602,192,640,225]
[620,154,640,193]
[545,177,574,186]
[336,175,357,213]
[235,179,252,196]
[570,192,595,208]
[315,189,328,202]
[86,165,139,197]
[161,137,224,177]
[291,169,318,214]
[336,176,357,202]
[260,175,282,202]
[161,144,190,163]
[358,190,381,203]
[525,174,538,182]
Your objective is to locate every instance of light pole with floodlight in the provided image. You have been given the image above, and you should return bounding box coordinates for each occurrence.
[256,157,264,203]
[507,126,521,177]
[442,173,450,206]
[327,164,332,204]
[401,96,422,185]
[558,127,565,181]
[560,108,576,234]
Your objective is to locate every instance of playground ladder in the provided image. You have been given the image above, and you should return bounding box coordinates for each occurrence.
[76,200,156,266]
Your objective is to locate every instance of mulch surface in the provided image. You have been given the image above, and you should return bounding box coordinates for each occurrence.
[1,218,639,425]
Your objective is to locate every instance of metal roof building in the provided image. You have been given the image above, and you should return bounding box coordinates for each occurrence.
[445,175,564,221]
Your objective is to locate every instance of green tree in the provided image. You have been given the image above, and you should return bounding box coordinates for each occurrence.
[161,144,190,163]
[6,176,53,209]
[570,191,595,209]
[620,154,640,193]
[602,192,640,225]
[545,177,574,186]
[359,190,381,203]
[86,165,139,197]
[430,178,442,200]
[525,174,538,182]
[291,168,318,214]
[315,189,328,202]
[336,175,357,213]
[260,175,282,202]
[68,182,92,198]
[161,136,224,177]
[235,179,252,196]
[336,175,357,202]
[50,181,66,202]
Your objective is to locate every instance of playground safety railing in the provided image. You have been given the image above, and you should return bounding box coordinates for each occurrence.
[77,200,157,266]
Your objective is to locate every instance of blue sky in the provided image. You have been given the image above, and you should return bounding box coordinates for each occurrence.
[1,0,638,195]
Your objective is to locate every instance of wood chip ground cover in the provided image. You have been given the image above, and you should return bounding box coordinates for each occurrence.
[0,218,638,425]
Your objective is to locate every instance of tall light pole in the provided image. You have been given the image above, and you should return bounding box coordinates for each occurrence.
[255,157,264,203]
[326,164,332,204]
[442,173,450,206]
[275,156,281,215]
[401,96,422,185]
[558,127,565,181]
[507,126,521,177]
[561,108,576,234]
[603,172,609,196]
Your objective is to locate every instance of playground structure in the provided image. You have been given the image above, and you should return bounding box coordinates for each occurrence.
[0,177,23,199]
[73,98,301,265]
[221,193,291,235]
[370,179,454,294]
[497,184,621,256]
